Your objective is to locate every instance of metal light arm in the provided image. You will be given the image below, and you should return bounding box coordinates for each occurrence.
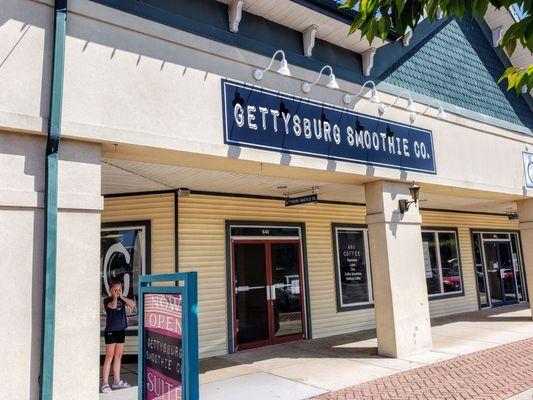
[411,99,446,123]
[354,80,377,98]
[379,90,413,114]
[302,65,334,93]
[253,50,288,80]
[342,80,380,105]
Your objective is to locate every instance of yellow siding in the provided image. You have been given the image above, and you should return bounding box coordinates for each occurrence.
[101,193,519,358]
[101,194,175,354]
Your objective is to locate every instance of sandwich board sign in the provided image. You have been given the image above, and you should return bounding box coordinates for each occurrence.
[138,272,198,400]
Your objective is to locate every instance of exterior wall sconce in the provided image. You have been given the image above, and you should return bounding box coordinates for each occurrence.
[410,100,447,123]
[253,50,291,80]
[342,80,381,105]
[378,90,416,115]
[302,65,339,93]
[399,181,420,214]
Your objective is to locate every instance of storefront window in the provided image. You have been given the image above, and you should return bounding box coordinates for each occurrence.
[101,224,148,332]
[422,232,440,295]
[422,230,462,297]
[333,226,372,311]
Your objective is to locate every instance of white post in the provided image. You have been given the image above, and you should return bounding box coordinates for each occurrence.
[365,181,432,357]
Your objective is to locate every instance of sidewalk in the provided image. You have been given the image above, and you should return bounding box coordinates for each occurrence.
[313,337,533,400]
[101,304,533,400]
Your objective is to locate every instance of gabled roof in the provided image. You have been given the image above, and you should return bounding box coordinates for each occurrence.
[379,17,533,131]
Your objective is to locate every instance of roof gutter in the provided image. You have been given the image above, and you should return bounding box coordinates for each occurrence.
[40,1,67,399]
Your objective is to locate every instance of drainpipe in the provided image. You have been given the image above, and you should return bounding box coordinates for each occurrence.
[40,1,67,399]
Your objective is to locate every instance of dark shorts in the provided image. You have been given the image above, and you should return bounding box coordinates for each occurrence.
[104,330,126,344]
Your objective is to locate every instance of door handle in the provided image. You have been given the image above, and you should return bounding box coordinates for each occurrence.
[236,285,265,292]
[271,284,277,301]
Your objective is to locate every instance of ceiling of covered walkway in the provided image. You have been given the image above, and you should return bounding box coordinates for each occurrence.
[102,158,518,214]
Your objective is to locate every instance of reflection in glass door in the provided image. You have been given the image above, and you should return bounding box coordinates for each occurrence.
[483,241,518,306]
[271,242,304,341]
[232,240,305,350]
[233,243,270,349]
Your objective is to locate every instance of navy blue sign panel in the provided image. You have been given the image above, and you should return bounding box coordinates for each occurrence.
[222,80,436,174]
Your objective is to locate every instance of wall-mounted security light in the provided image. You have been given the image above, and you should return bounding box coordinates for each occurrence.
[178,188,191,197]
[507,211,519,220]
[378,90,415,115]
[253,50,291,80]
[342,80,381,105]
[301,65,339,93]
[410,100,447,123]
[398,181,420,214]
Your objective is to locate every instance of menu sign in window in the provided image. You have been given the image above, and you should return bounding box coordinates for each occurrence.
[334,228,372,310]
[144,294,183,400]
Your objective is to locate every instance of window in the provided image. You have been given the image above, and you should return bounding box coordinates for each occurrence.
[422,230,462,297]
[333,225,373,311]
[101,222,150,332]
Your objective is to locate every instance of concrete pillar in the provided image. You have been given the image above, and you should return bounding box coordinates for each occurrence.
[364,181,432,357]
[516,199,533,320]
[0,131,102,400]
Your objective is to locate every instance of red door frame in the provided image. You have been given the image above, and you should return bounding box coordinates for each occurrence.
[231,239,306,351]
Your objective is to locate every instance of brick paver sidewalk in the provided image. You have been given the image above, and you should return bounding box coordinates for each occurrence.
[313,338,533,400]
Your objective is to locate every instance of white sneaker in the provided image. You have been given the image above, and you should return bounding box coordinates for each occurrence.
[112,380,131,389]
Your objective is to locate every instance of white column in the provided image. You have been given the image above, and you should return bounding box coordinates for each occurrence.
[516,199,533,320]
[0,132,102,400]
[365,181,432,357]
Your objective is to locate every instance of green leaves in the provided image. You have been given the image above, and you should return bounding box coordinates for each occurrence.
[499,65,533,94]
[342,0,532,95]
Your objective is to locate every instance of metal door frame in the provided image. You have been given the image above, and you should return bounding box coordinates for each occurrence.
[481,237,519,307]
[231,239,306,351]
[225,222,311,353]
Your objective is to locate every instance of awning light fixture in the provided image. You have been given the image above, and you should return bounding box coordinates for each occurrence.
[253,50,291,80]
[410,100,447,123]
[342,80,381,105]
[378,90,415,115]
[302,65,340,93]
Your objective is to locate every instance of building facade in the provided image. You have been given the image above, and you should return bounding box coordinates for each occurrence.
[1,1,532,399]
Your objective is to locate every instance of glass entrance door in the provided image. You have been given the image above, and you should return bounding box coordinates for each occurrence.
[270,242,304,344]
[232,240,305,350]
[483,241,519,306]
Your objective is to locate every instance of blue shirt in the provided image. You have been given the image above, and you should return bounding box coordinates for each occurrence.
[104,297,128,332]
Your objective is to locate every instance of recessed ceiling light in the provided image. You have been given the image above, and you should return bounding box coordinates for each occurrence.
[276,185,288,190]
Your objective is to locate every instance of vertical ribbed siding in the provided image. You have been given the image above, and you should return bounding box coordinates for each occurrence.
[101,193,519,358]
[421,211,518,317]
[101,194,175,354]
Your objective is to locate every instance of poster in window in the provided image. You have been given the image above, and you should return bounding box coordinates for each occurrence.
[144,293,183,400]
[335,229,371,308]
[101,227,145,330]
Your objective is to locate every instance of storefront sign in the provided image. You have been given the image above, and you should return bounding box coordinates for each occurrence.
[333,227,372,311]
[523,152,533,188]
[285,194,318,206]
[222,80,436,174]
[144,294,183,400]
[139,273,198,400]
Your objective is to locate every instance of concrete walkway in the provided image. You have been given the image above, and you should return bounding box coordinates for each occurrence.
[101,304,533,400]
